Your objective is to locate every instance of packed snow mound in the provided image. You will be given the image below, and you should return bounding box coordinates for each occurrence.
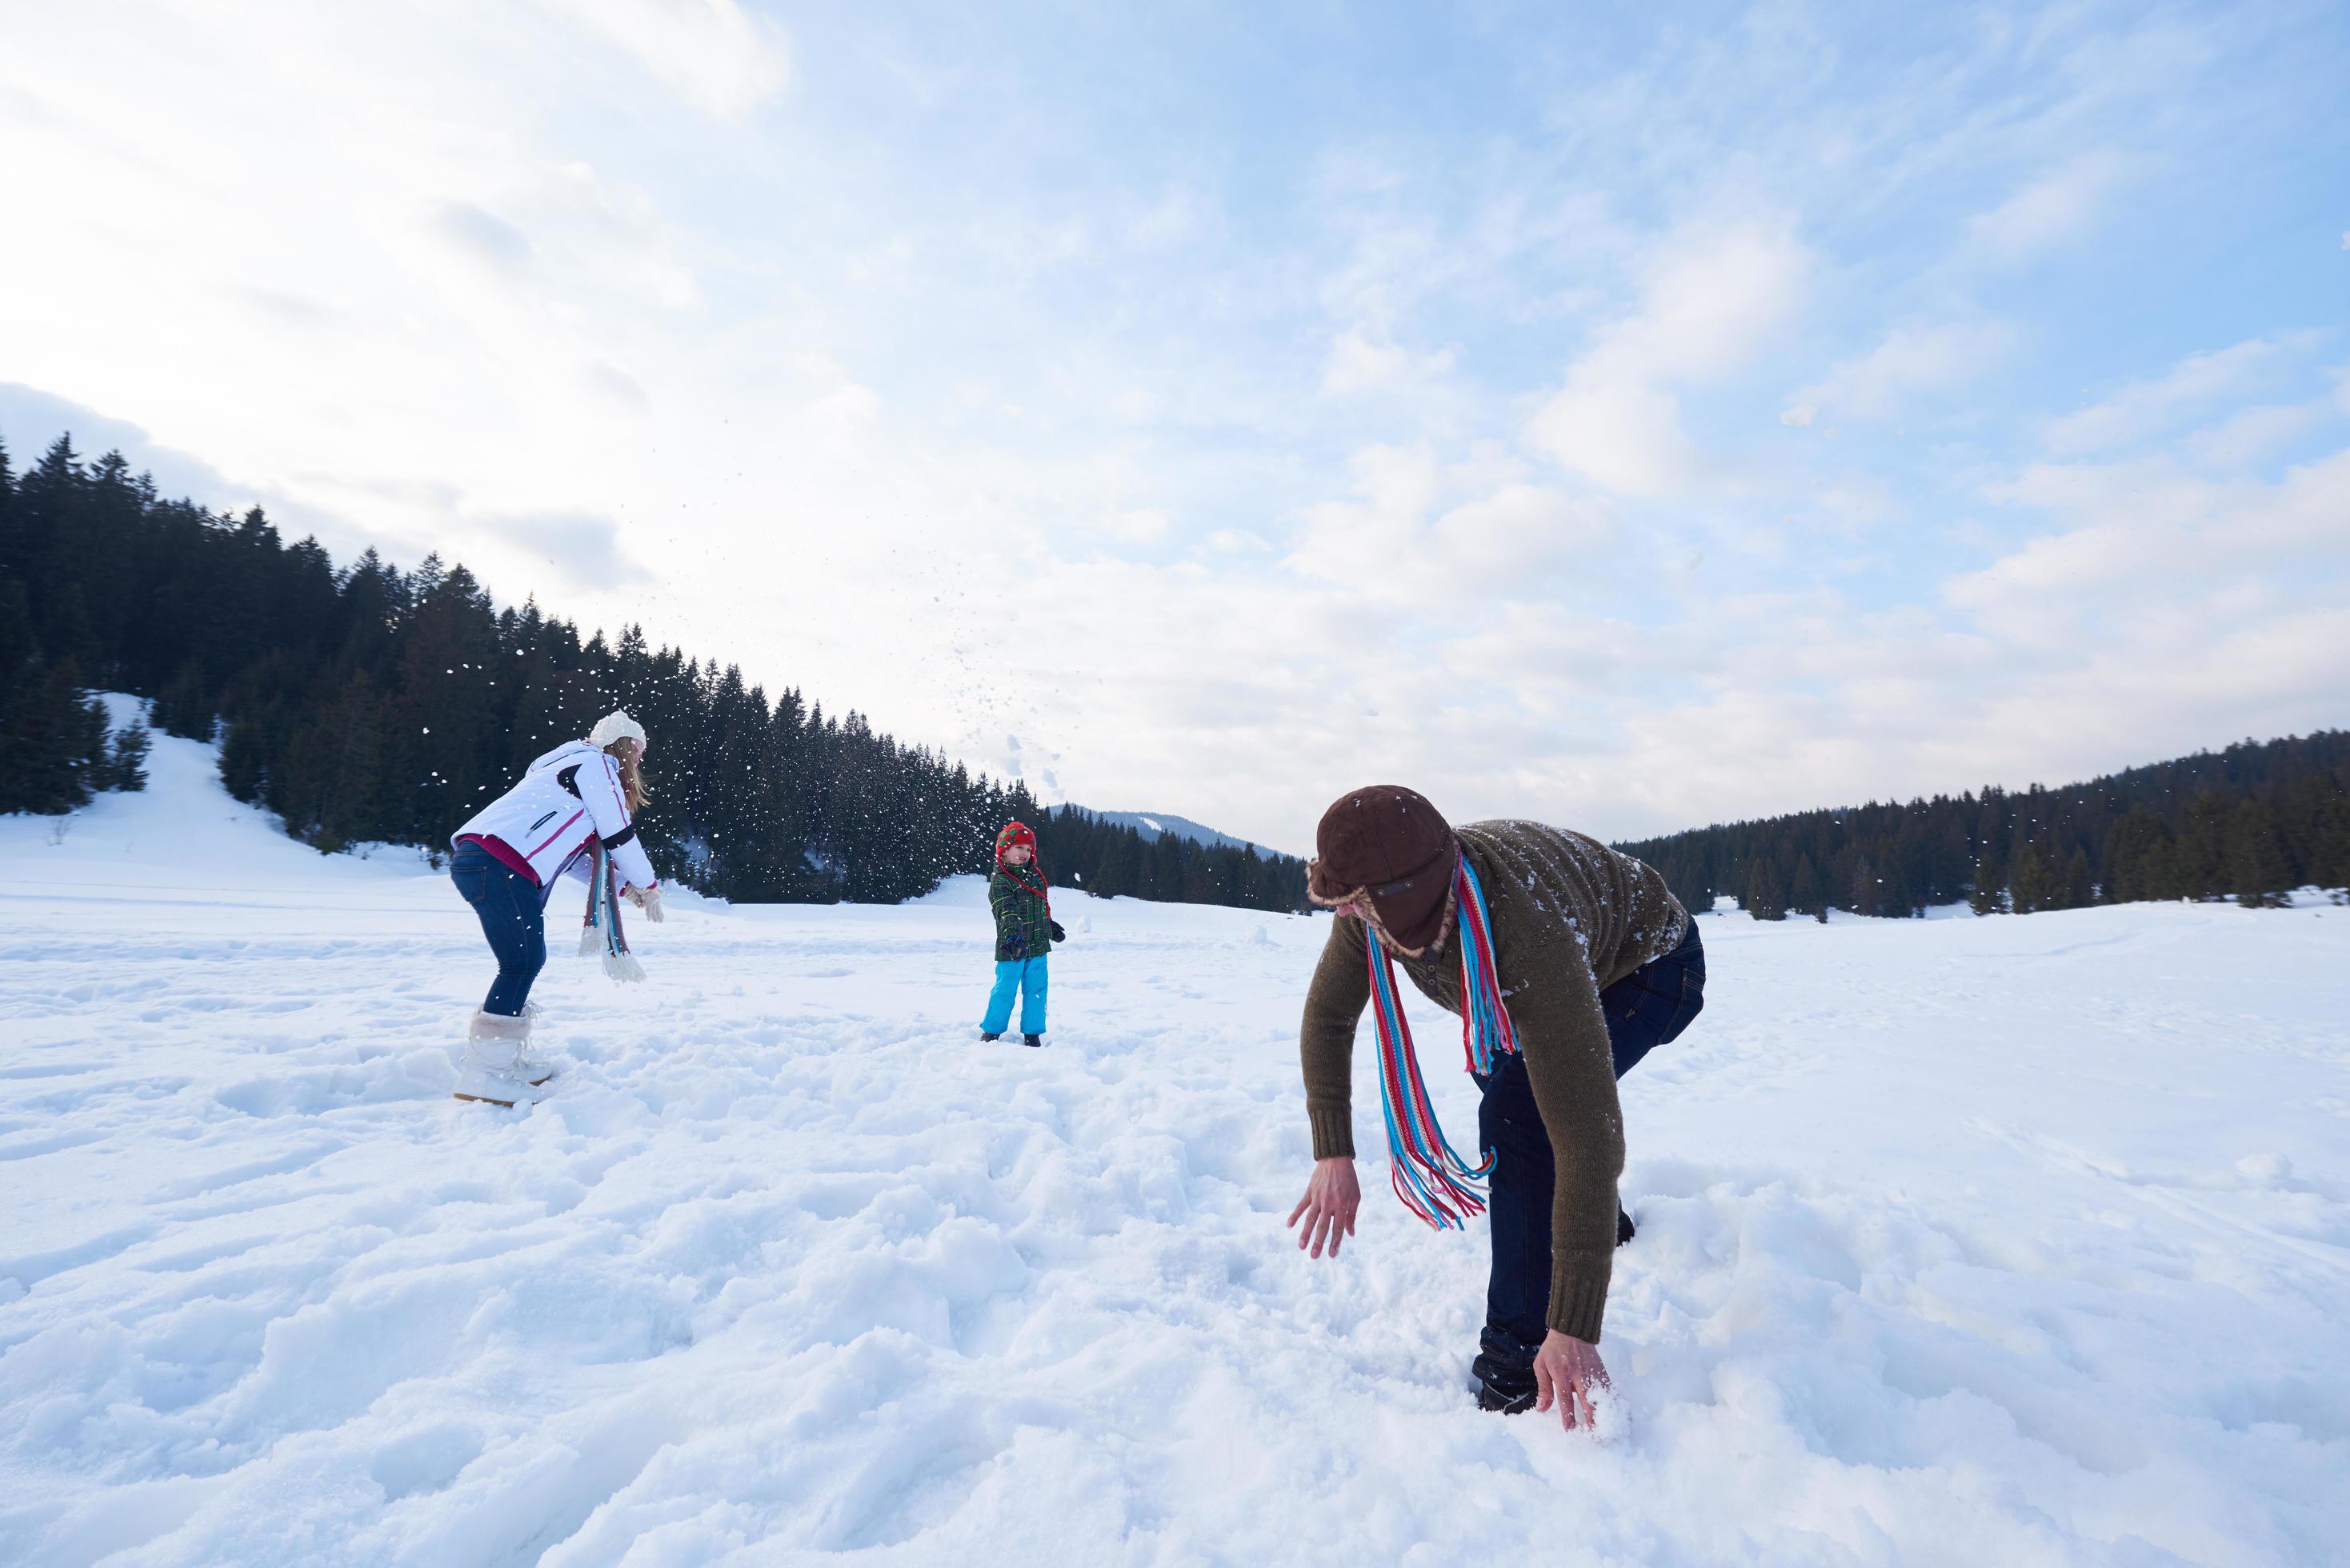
[2,742,2346,1564]
[914,871,993,907]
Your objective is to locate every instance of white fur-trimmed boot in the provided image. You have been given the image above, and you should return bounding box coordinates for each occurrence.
[453,1009,554,1106]
[513,1002,561,1082]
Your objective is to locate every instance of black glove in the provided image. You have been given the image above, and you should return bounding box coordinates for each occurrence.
[1050,920,1067,944]
[1003,934,1026,959]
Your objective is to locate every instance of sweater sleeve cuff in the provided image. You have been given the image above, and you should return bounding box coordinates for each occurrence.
[1307,1104,1355,1161]
[1547,1250,1611,1342]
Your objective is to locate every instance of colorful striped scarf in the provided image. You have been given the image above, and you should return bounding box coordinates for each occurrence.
[578,838,646,983]
[1366,855,1518,1228]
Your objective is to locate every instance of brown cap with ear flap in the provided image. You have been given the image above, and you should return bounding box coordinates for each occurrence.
[1307,785,1458,953]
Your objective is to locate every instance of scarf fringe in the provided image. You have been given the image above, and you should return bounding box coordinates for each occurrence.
[579,840,646,985]
[1367,857,1518,1230]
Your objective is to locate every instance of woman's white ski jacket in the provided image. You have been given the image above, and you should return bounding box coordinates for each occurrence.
[451,741,659,895]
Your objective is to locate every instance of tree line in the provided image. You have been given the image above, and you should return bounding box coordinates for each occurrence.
[0,430,1311,911]
[1019,805,1301,910]
[1615,731,2350,920]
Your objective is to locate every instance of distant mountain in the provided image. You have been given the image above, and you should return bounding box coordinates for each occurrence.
[1090,810,1299,861]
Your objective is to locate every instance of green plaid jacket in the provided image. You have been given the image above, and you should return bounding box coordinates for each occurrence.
[989,867,1054,962]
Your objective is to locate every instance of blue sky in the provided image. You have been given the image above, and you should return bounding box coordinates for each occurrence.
[2,1,2345,851]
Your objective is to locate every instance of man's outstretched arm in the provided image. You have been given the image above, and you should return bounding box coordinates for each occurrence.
[1291,914,1371,1257]
[1515,952,1627,1432]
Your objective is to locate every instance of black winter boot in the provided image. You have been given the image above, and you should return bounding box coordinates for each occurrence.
[1617,1202,1635,1247]
[1472,1323,1540,1414]
[980,1032,1001,1042]
[1022,1034,1043,1048]
[1472,1353,1539,1414]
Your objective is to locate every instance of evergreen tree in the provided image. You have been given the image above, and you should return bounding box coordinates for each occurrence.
[2060,847,2093,910]
[97,717,152,793]
[150,663,217,741]
[2320,796,2350,896]
[218,718,270,805]
[2228,802,2294,909]
[1790,852,1827,922]
[2101,809,2171,902]
[2009,841,2053,914]
[1968,850,2004,914]
[1844,851,1879,917]
[1742,857,1787,921]
[0,576,34,679]
[5,658,110,814]
[2176,794,2232,901]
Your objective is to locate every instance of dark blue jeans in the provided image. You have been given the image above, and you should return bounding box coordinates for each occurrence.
[450,840,546,1016]
[1475,916,1705,1370]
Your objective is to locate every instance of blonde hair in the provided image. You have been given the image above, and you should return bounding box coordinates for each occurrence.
[605,738,651,813]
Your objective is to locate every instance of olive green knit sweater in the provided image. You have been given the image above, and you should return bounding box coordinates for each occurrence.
[1298,820,1688,1342]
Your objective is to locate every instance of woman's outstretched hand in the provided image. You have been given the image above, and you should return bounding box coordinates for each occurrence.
[1287,1157,1360,1258]
[1533,1330,1613,1434]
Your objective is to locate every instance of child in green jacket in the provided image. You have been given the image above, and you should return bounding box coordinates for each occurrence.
[982,819,1061,1046]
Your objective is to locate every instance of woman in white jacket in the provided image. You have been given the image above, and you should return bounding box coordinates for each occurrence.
[446,710,664,1105]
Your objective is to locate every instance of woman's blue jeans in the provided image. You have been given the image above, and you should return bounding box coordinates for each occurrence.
[1475,917,1706,1370]
[450,840,546,1016]
[982,957,1048,1036]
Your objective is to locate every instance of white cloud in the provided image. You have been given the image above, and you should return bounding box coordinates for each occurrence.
[1526,219,1808,497]
[1779,403,1817,427]
[1956,446,2350,621]
[1968,153,2124,263]
[1790,320,2011,423]
[1319,325,1455,398]
[1526,382,1705,499]
[1435,482,1613,562]
[1283,445,1611,602]
[539,0,790,118]
[1104,508,1171,543]
[1580,222,1812,386]
[2184,402,2325,469]
[807,382,879,437]
[2042,335,2316,454]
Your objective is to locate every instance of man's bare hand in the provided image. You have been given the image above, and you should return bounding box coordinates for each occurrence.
[1533,1330,1613,1434]
[1286,1157,1360,1258]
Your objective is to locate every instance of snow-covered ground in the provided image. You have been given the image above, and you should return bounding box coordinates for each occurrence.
[2,722,2346,1566]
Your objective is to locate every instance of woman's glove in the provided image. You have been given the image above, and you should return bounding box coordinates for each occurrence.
[627,883,665,923]
[1050,920,1067,943]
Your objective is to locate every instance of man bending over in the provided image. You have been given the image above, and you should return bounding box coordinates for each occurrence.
[1287,785,1705,1429]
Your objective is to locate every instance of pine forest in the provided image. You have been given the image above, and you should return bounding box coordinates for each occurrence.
[0,431,1311,911]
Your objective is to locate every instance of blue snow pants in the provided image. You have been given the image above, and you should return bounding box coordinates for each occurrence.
[981,956,1049,1037]
[450,839,546,1016]
[1475,916,1706,1370]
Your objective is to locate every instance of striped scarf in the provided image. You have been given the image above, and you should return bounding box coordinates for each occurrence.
[578,839,647,982]
[998,856,1051,912]
[1366,855,1518,1229]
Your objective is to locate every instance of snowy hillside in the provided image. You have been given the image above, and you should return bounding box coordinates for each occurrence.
[2,726,2346,1565]
[1089,809,1296,859]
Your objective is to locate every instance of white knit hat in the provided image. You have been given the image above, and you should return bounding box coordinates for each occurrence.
[589,710,648,754]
